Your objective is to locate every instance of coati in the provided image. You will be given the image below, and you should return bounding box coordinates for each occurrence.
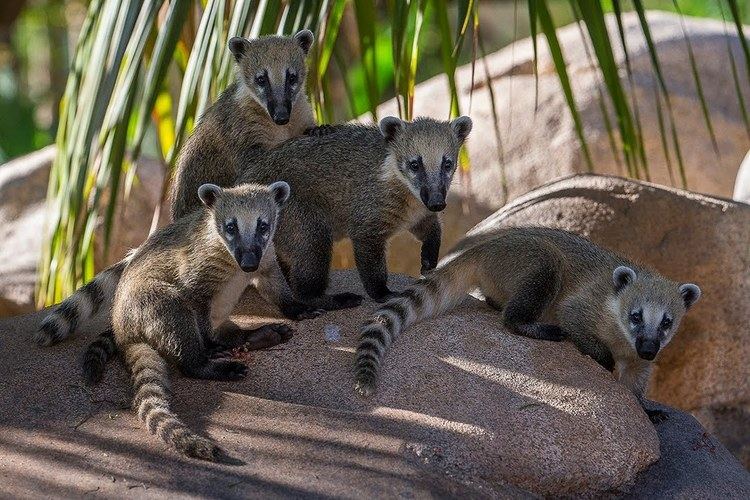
[353,226,701,423]
[170,29,318,220]
[36,30,321,347]
[110,181,292,461]
[235,115,473,309]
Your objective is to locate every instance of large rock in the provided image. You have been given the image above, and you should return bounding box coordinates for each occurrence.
[470,173,750,468]
[0,147,166,317]
[619,402,750,498]
[1,271,668,497]
[337,11,750,276]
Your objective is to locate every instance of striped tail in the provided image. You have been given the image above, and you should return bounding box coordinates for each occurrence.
[35,258,129,346]
[81,329,118,385]
[354,263,476,398]
[124,343,224,461]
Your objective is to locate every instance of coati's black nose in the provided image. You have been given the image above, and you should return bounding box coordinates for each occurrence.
[427,201,446,212]
[636,338,659,361]
[273,107,290,125]
[236,247,261,273]
[420,187,446,212]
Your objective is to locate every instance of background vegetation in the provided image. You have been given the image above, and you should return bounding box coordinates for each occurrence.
[0,0,748,305]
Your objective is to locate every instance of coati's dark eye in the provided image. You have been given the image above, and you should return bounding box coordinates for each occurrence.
[225,221,238,235]
[442,156,454,172]
[407,158,421,173]
[629,310,643,324]
[287,72,298,85]
[660,316,673,330]
[255,73,267,86]
[257,219,270,235]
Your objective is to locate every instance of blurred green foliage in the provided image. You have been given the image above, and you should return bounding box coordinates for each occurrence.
[3,0,745,163]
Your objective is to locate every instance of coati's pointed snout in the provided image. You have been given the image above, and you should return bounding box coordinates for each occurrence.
[235,246,262,273]
[420,186,447,212]
[635,337,659,360]
[268,97,291,125]
[272,107,290,125]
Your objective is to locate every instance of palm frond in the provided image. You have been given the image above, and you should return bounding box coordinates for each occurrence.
[534,1,594,171]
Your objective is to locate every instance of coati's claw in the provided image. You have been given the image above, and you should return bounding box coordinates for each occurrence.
[646,408,669,424]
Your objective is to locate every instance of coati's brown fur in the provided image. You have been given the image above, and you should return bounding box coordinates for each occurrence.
[112,181,292,461]
[36,30,320,348]
[354,227,701,423]
[170,30,317,220]
[234,116,473,310]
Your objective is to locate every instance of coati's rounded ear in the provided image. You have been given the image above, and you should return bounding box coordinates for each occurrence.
[294,30,314,55]
[679,283,701,309]
[379,116,404,143]
[269,181,291,206]
[450,116,473,143]
[228,37,250,62]
[198,183,222,208]
[612,266,636,292]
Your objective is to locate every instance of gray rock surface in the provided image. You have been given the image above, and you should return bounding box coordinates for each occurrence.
[1,271,667,497]
[617,403,750,499]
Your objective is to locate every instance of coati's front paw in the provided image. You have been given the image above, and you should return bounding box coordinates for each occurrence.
[330,292,363,310]
[208,359,248,381]
[536,324,569,341]
[645,408,669,424]
[206,342,232,359]
[281,301,325,321]
[266,323,294,343]
[229,324,295,352]
[514,323,568,342]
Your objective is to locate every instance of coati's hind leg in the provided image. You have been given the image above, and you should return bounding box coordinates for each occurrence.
[254,255,324,320]
[491,266,568,342]
[279,220,362,311]
[146,304,248,382]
